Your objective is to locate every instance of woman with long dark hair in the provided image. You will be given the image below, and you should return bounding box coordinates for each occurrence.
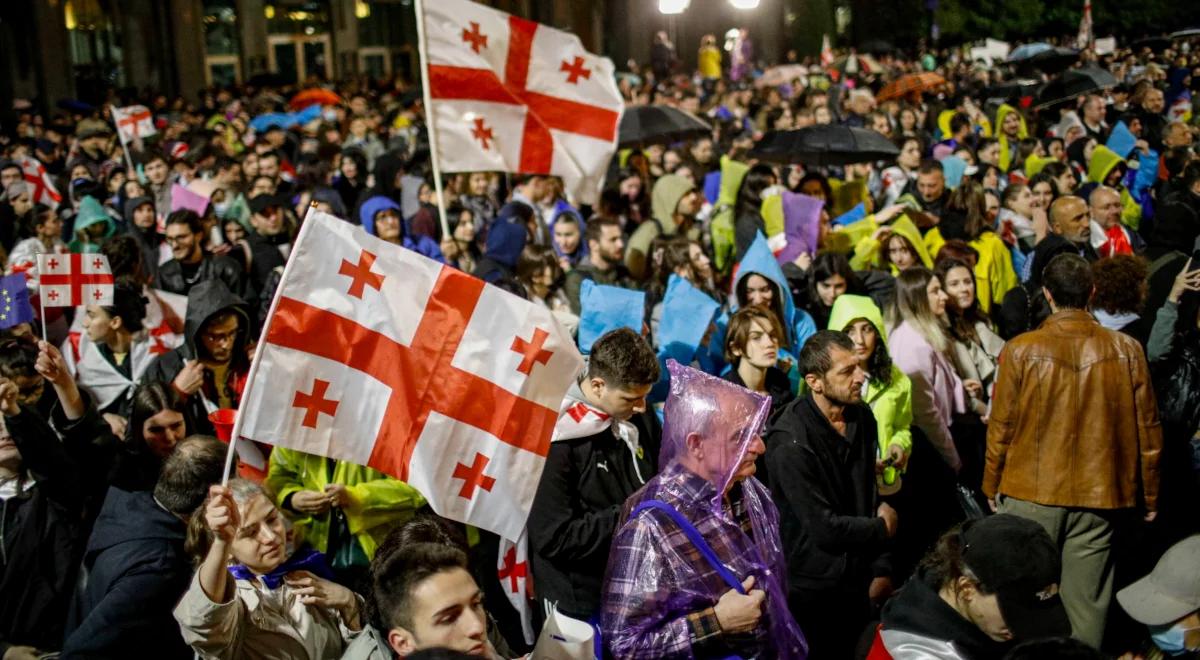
[806,251,861,330]
[732,163,777,262]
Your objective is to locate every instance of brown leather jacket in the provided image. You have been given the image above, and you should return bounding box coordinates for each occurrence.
[983,310,1161,511]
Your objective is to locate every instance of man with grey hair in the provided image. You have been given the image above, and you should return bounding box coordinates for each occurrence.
[62,435,226,659]
[1088,186,1144,257]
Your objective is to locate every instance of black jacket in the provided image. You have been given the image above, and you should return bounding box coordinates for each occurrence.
[61,488,193,659]
[122,196,161,284]
[157,254,245,299]
[724,366,795,426]
[245,232,289,300]
[527,411,661,620]
[143,279,251,435]
[878,567,1007,660]
[764,395,890,597]
[1,408,86,656]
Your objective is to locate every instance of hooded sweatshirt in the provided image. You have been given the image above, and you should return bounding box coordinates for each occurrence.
[124,195,163,282]
[62,488,193,659]
[994,104,1028,172]
[710,156,751,272]
[1087,145,1143,230]
[625,174,699,279]
[472,212,527,284]
[358,194,444,263]
[68,195,116,253]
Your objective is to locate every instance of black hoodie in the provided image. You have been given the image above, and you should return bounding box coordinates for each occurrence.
[123,195,161,283]
[877,568,1008,660]
[143,280,250,435]
[61,488,193,659]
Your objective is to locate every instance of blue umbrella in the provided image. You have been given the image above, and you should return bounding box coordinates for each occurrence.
[249,112,293,132]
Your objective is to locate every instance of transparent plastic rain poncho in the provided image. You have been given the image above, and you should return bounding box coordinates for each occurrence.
[600,360,807,659]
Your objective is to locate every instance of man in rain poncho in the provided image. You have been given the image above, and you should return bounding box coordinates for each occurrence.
[600,360,807,659]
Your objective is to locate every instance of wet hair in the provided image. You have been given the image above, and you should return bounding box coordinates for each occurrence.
[587,327,660,389]
[735,164,777,218]
[372,542,471,632]
[918,159,944,176]
[920,523,995,595]
[1090,255,1147,315]
[1042,254,1093,310]
[808,252,859,310]
[724,305,786,364]
[129,380,190,446]
[889,267,949,353]
[798,329,856,378]
[153,435,226,515]
[0,337,38,379]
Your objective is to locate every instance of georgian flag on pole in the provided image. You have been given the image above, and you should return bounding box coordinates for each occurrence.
[233,210,583,543]
[17,157,62,207]
[37,253,114,308]
[417,0,623,204]
[111,105,157,142]
[1076,0,1093,50]
[821,34,835,67]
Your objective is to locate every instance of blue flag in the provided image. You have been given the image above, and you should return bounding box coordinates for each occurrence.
[578,280,645,354]
[0,274,35,329]
[833,202,867,226]
[657,275,720,363]
[1106,121,1137,158]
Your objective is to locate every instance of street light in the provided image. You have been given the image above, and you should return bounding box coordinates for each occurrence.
[659,0,690,14]
[729,0,761,8]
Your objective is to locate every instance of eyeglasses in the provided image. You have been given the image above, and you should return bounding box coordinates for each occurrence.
[164,234,194,245]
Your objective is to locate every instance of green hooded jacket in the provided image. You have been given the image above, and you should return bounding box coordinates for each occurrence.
[68,196,116,253]
[827,294,914,467]
[1087,145,1143,230]
[265,447,428,559]
[626,174,699,279]
[709,156,750,273]
[995,103,1028,172]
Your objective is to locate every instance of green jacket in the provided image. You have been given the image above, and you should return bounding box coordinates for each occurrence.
[265,448,427,559]
[68,196,116,253]
[1087,145,1142,230]
[709,156,750,273]
[626,174,699,279]
[827,294,914,462]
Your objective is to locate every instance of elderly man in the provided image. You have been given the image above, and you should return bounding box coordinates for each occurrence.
[601,361,806,659]
[1089,186,1144,257]
[985,254,1162,647]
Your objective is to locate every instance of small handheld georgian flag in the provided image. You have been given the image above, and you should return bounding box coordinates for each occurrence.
[111,105,157,142]
[17,157,62,207]
[37,253,115,308]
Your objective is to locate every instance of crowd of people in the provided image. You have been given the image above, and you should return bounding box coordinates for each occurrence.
[2,21,1200,660]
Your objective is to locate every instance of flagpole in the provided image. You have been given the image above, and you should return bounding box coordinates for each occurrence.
[108,106,137,178]
[413,0,451,241]
[38,290,47,344]
[220,201,320,485]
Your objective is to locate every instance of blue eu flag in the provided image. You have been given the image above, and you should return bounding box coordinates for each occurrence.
[0,274,35,329]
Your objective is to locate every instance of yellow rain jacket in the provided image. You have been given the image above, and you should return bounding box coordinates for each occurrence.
[994,104,1028,172]
[925,228,1018,315]
[1087,145,1143,230]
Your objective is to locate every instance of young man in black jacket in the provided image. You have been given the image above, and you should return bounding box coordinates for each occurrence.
[527,328,661,622]
[765,330,898,659]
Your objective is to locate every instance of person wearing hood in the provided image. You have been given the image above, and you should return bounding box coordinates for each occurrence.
[245,193,294,298]
[0,180,32,256]
[766,330,898,658]
[0,377,87,660]
[626,174,704,280]
[732,232,818,384]
[358,194,444,264]
[143,279,251,436]
[67,195,116,254]
[601,361,807,659]
[828,294,913,497]
[472,208,526,285]
[62,435,226,659]
[1086,144,1143,231]
[124,195,166,285]
[547,202,587,270]
[709,156,750,274]
[528,328,662,622]
[994,104,1028,173]
[158,210,245,297]
[869,515,1071,660]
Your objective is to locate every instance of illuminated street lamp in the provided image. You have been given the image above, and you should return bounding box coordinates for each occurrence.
[659,0,690,14]
[729,0,761,8]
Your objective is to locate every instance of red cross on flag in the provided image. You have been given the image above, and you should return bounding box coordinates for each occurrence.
[234,210,583,543]
[37,253,115,308]
[419,0,623,204]
[111,105,157,142]
[17,157,62,207]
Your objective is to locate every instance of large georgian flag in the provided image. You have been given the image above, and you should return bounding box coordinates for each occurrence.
[235,210,583,542]
[419,0,623,204]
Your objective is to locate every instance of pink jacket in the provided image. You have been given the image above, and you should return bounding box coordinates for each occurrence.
[889,321,966,472]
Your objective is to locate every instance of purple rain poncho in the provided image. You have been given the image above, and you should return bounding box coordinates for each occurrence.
[600,360,807,659]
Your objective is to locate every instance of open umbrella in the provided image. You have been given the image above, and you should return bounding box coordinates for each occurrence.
[1012,47,1079,74]
[1169,28,1200,40]
[832,54,883,77]
[1034,65,1118,109]
[1007,42,1054,62]
[618,105,712,148]
[1130,36,1170,51]
[749,125,900,166]
[756,64,809,88]
[875,72,947,102]
[289,88,343,110]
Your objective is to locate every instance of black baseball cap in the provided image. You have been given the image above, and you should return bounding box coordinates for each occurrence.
[248,193,285,215]
[961,515,1071,641]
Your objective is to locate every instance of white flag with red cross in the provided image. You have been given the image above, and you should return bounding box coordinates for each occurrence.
[235,210,583,543]
[17,156,62,207]
[419,0,623,204]
[821,34,835,67]
[111,105,157,142]
[36,253,114,308]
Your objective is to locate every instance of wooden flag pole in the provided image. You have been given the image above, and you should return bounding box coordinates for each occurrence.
[220,200,320,485]
[413,0,452,241]
[108,106,137,179]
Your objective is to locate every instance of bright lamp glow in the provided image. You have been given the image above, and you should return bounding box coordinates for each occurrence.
[659,0,690,14]
[730,0,760,8]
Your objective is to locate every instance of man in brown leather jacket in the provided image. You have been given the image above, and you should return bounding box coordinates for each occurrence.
[983,253,1162,649]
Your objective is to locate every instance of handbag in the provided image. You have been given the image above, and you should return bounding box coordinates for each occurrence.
[530,602,597,660]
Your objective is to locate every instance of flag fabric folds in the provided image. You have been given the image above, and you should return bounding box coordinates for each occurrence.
[36,253,114,308]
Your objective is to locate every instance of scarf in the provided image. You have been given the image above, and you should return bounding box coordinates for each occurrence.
[227,547,335,590]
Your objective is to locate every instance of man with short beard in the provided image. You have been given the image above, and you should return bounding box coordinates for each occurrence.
[765,330,898,659]
[562,216,634,314]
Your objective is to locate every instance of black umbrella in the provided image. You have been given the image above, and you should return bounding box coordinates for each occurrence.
[618,106,711,148]
[749,125,900,166]
[1034,65,1118,109]
[1130,36,1170,51]
[1011,47,1079,74]
[985,78,1042,104]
